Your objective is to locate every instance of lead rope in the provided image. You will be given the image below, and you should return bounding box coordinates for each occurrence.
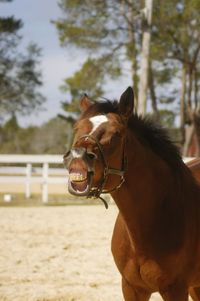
[88,172,125,209]
[87,176,109,209]
[99,196,109,209]
[88,190,109,209]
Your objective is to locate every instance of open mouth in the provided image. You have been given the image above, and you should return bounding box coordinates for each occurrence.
[68,160,93,196]
[68,170,92,196]
[69,170,88,192]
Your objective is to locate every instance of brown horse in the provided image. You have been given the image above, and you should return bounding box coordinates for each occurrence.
[64,87,200,301]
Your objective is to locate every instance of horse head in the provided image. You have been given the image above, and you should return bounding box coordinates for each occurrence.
[64,87,134,204]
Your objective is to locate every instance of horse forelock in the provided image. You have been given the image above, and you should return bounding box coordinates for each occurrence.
[81,100,119,118]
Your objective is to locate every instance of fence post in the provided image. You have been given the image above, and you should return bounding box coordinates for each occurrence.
[42,162,49,203]
[25,163,32,199]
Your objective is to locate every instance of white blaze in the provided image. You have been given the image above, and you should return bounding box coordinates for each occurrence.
[89,115,108,134]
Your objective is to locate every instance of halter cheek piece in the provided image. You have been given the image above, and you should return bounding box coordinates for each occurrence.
[65,134,127,209]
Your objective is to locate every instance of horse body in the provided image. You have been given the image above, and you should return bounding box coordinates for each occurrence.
[64,87,200,300]
[111,127,200,300]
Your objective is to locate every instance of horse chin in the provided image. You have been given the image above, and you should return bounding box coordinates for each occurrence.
[68,171,93,196]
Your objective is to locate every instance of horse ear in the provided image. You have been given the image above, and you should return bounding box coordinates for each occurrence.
[80,94,92,112]
[119,87,134,119]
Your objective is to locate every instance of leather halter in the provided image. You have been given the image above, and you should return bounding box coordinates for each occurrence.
[79,134,127,208]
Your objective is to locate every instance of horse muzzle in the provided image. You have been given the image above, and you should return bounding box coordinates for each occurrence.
[63,147,97,196]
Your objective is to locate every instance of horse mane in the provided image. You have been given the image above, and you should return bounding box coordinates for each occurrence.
[128,114,183,170]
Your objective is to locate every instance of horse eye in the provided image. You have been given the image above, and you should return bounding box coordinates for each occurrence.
[87,152,97,160]
[115,130,121,137]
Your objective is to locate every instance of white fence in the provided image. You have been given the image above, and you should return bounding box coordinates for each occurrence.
[0,155,68,203]
[0,155,196,204]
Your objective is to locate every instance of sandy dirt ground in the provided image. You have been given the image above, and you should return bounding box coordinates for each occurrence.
[0,205,165,301]
[0,182,67,195]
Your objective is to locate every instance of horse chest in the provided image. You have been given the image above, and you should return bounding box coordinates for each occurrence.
[112,214,165,290]
[138,258,166,290]
[121,255,165,291]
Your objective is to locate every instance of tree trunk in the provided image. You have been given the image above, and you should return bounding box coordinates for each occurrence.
[182,124,194,157]
[131,52,139,112]
[127,7,139,112]
[149,58,159,121]
[187,64,193,110]
[180,64,186,147]
[194,68,198,110]
[138,0,153,116]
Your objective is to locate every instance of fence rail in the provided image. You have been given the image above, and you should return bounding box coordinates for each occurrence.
[0,155,195,204]
[0,155,67,203]
[0,154,62,164]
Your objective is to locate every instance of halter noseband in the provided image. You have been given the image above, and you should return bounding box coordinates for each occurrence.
[77,134,127,208]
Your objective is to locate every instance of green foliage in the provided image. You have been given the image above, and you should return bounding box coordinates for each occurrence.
[0,116,68,154]
[62,58,104,97]
[152,0,200,135]
[55,0,200,143]
[30,117,68,154]
[61,56,121,112]
[0,0,13,3]
[0,1,45,120]
[0,16,22,33]
[56,0,110,50]
[159,109,176,128]
[54,0,140,113]
[153,0,200,63]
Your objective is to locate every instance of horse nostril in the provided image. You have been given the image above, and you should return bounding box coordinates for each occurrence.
[63,150,70,159]
[87,152,97,160]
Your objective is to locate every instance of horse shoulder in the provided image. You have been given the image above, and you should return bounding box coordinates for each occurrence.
[111,212,192,291]
[111,213,144,287]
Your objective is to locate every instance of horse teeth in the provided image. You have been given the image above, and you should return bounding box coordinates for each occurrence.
[69,173,86,182]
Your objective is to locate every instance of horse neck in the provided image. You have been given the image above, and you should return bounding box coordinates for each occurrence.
[111,129,186,256]
[113,128,171,209]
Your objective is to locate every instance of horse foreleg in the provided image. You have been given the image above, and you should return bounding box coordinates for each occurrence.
[122,277,151,301]
[159,283,188,301]
[189,287,200,301]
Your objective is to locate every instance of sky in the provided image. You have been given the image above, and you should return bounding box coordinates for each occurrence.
[1,0,132,127]
[0,0,89,126]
